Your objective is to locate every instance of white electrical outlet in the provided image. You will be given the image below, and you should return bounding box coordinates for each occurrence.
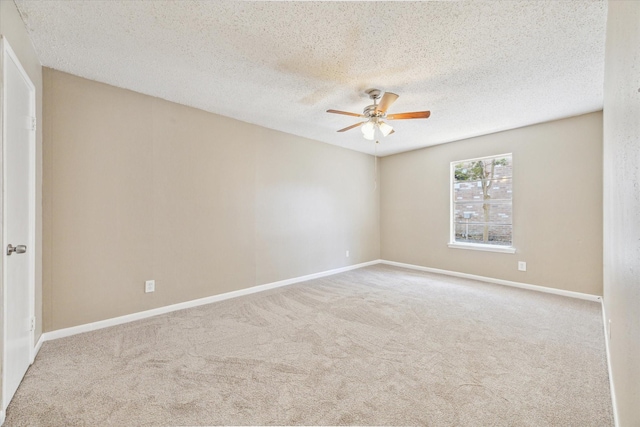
[145,280,155,293]
[518,261,527,272]
[346,250,349,258]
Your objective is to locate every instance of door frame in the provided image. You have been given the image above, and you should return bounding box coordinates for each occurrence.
[0,36,36,413]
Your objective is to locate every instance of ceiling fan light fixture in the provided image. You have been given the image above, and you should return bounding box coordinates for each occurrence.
[361,121,375,134]
[378,121,393,137]
[361,120,375,140]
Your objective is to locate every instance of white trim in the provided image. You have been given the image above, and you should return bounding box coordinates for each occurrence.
[601,302,619,427]
[447,242,516,254]
[32,334,45,364]
[38,258,605,344]
[40,260,382,342]
[452,152,514,164]
[380,260,601,302]
[0,409,5,426]
[1,36,37,414]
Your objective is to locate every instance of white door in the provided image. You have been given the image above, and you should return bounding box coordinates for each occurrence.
[2,38,35,412]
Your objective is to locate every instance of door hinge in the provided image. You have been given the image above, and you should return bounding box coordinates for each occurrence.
[30,317,35,332]
[30,116,36,132]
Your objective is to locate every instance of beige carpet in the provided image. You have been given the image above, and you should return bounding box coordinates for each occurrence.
[6,265,613,426]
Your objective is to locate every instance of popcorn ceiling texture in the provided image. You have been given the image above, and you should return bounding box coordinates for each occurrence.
[15,1,607,156]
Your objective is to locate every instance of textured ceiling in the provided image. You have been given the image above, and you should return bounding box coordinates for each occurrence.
[15,1,607,156]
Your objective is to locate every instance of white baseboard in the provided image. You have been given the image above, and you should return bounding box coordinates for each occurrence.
[38,258,601,344]
[32,333,45,363]
[0,409,5,426]
[40,259,382,343]
[380,260,601,302]
[601,302,619,427]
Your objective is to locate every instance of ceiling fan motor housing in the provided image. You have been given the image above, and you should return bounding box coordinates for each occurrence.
[365,88,382,100]
[364,89,387,118]
[363,105,383,118]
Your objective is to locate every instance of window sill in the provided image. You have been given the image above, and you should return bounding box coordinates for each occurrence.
[448,242,516,254]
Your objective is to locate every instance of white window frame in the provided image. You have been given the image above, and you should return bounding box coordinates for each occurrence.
[448,153,516,254]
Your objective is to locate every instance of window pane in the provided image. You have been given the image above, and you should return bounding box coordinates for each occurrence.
[453,202,512,224]
[452,154,513,249]
[454,223,512,246]
[453,178,512,202]
[487,224,512,245]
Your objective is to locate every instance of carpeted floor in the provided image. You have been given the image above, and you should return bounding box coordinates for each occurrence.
[5,265,613,426]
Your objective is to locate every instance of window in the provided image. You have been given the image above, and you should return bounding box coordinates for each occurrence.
[449,154,515,253]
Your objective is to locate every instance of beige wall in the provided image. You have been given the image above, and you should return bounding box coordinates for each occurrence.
[0,0,43,408]
[381,112,603,295]
[603,2,640,425]
[43,69,379,331]
[255,129,380,285]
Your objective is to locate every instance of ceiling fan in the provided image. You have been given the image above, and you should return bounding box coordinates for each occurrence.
[327,89,431,140]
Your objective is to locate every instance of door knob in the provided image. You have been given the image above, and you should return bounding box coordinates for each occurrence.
[6,244,27,256]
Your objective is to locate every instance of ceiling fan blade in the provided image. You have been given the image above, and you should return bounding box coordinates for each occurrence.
[376,92,399,114]
[327,109,364,118]
[337,122,366,132]
[386,111,431,120]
